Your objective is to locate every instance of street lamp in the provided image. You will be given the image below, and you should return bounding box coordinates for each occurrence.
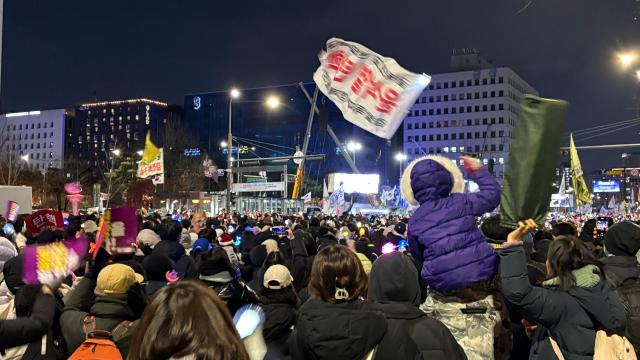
[220,141,228,148]
[136,150,143,156]
[395,153,407,181]
[346,141,362,167]
[618,51,638,69]
[265,96,280,109]
[112,149,121,157]
[20,154,29,162]
[226,90,280,212]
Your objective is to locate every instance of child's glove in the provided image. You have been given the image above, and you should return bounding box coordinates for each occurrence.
[461,155,482,174]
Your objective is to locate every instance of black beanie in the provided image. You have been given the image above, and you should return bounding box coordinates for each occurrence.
[142,255,175,282]
[604,221,640,256]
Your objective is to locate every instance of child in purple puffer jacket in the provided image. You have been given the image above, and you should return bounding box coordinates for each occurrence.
[402,155,511,360]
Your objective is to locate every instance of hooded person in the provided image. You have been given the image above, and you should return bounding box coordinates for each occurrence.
[198,247,259,316]
[61,263,147,358]
[142,255,176,296]
[402,155,509,360]
[368,252,467,360]
[316,226,338,250]
[601,221,640,354]
[0,237,18,310]
[152,219,197,279]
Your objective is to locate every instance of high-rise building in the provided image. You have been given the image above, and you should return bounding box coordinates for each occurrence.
[403,50,538,178]
[66,98,169,169]
[0,109,67,171]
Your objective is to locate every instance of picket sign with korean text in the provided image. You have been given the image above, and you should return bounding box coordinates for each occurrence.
[25,210,64,236]
[313,38,431,139]
[137,148,164,178]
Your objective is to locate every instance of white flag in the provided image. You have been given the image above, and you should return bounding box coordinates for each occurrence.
[313,38,431,139]
[558,172,566,195]
[301,192,312,203]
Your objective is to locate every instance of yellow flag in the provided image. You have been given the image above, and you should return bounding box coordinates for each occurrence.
[569,133,591,206]
[142,131,160,163]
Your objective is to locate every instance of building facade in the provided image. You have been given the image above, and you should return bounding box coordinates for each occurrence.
[66,98,169,169]
[183,83,392,191]
[0,109,67,171]
[403,52,538,179]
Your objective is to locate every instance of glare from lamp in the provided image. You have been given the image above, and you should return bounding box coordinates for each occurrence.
[265,96,280,109]
[230,88,241,99]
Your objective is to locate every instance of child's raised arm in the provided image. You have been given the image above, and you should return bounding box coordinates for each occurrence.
[460,156,501,216]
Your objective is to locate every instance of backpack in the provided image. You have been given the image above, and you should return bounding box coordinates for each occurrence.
[615,278,640,355]
[67,316,133,360]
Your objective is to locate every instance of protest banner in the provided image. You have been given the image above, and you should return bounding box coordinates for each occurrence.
[137,148,164,178]
[24,209,64,235]
[22,234,88,285]
[103,207,137,255]
[5,200,19,222]
[313,38,430,139]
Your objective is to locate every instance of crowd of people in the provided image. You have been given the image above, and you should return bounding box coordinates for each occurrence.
[0,155,639,359]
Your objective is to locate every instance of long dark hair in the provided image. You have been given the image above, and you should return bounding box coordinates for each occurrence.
[127,281,249,360]
[308,245,368,304]
[547,236,602,291]
[259,285,300,307]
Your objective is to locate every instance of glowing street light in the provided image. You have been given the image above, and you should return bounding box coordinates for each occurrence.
[347,141,362,152]
[220,141,228,148]
[617,51,638,69]
[20,154,29,162]
[136,150,143,156]
[111,149,121,157]
[265,96,281,109]
[230,88,241,99]
[395,153,408,162]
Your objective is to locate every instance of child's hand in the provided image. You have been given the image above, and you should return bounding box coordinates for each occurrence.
[507,219,537,243]
[461,156,482,173]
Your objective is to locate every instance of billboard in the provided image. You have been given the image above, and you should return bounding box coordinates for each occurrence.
[593,180,621,193]
[232,182,285,193]
[550,194,573,208]
[328,173,379,194]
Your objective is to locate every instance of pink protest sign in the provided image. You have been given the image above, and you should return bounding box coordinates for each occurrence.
[104,207,137,255]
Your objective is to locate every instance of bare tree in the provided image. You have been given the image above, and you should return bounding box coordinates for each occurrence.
[0,122,30,185]
[160,118,205,197]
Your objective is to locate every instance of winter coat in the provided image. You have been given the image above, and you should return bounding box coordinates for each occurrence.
[152,240,198,279]
[261,299,297,360]
[0,291,55,352]
[420,280,512,360]
[368,252,467,360]
[500,245,627,360]
[289,298,388,360]
[602,255,640,354]
[60,277,138,357]
[403,156,500,293]
[317,232,338,250]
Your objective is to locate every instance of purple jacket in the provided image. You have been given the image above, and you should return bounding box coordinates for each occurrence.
[407,160,500,293]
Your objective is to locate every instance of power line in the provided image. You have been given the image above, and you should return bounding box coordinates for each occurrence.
[574,121,640,142]
[569,117,640,136]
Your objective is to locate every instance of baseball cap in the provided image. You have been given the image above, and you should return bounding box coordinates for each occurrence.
[263,264,293,290]
[95,264,144,297]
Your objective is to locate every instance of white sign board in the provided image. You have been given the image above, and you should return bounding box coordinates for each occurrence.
[232,182,285,193]
[328,173,379,194]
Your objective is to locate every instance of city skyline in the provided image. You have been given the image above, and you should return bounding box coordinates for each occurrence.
[1,0,639,171]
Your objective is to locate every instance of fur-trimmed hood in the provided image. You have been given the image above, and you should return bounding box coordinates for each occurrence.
[401,155,464,206]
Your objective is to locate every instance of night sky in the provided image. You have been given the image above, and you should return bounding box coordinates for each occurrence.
[2,0,639,171]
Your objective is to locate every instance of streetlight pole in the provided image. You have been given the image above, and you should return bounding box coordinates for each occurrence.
[227,98,233,213]
[226,88,241,213]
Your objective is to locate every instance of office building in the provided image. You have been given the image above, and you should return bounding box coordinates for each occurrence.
[402,50,538,178]
[0,109,67,171]
[66,98,169,169]
[183,83,391,187]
